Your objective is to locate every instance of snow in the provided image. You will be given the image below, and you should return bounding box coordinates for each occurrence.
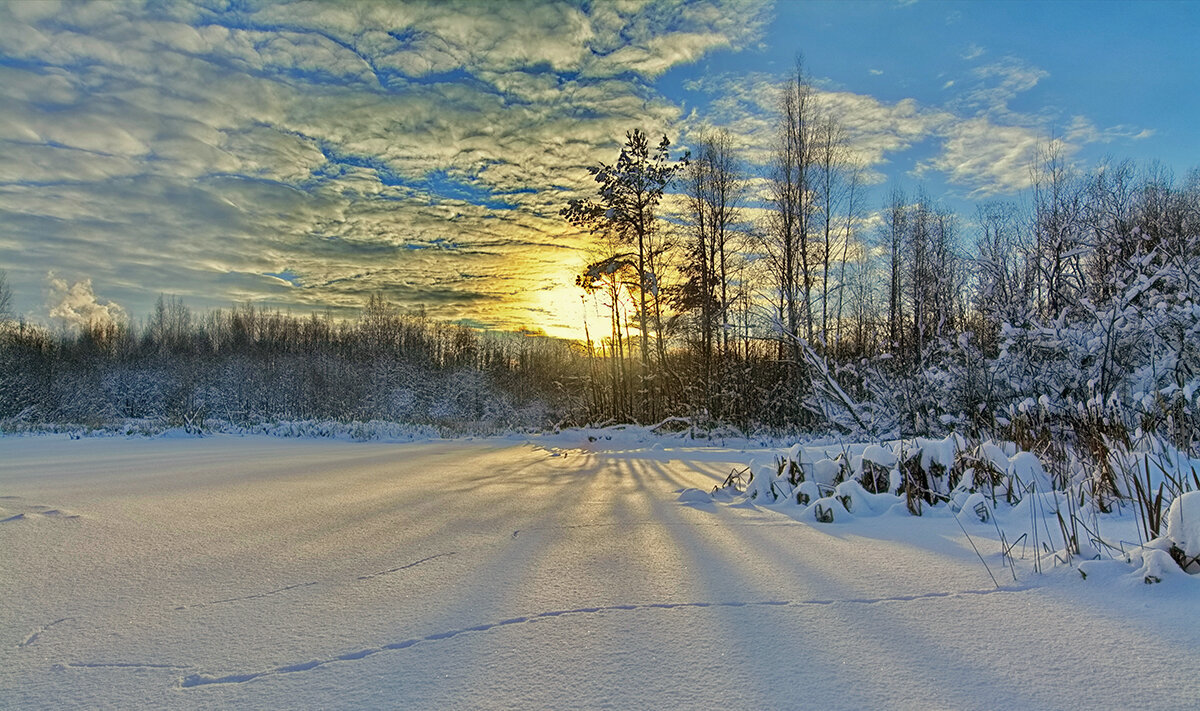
[914,435,960,473]
[811,457,841,487]
[1167,491,1200,559]
[862,443,897,468]
[1,433,1198,710]
[979,441,1011,473]
[1008,450,1054,492]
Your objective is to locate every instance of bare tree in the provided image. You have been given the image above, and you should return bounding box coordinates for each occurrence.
[681,128,744,413]
[973,200,1023,352]
[883,187,908,355]
[765,58,820,360]
[812,114,842,345]
[832,159,865,356]
[1083,158,1138,304]
[1030,141,1087,318]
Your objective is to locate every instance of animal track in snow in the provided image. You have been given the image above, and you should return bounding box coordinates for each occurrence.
[18,617,71,648]
[179,586,1027,689]
[171,552,457,611]
[54,553,459,679]
[174,582,320,611]
[356,552,456,581]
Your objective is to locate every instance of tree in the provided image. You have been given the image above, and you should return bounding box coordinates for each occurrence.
[1083,158,1138,305]
[680,128,743,415]
[577,252,639,420]
[765,60,819,352]
[812,115,840,345]
[883,187,908,356]
[973,200,1024,353]
[562,129,683,418]
[1030,141,1086,318]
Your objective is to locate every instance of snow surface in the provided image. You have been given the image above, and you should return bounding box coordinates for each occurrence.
[1,434,1198,709]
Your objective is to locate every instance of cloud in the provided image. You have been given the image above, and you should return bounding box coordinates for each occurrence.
[0,0,768,339]
[915,118,1050,196]
[957,57,1050,121]
[815,92,945,178]
[961,43,985,61]
[681,73,946,183]
[46,274,127,329]
[1064,115,1155,144]
[684,57,1087,197]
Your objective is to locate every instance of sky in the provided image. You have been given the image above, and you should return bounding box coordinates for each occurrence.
[1,0,1197,340]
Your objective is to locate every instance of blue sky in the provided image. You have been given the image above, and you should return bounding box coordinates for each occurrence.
[1,0,1196,338]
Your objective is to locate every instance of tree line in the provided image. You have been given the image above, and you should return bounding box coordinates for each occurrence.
[0,293,582,432]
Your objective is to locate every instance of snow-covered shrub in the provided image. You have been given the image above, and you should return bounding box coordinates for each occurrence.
[745,460,789,502]
[992,242,1200,454]
[894,435,967,514]
[811,457,844,488]
[809,496,847,523]
[1109,435,1200,544]
[956,441,1010,499]
[834,479,899,516]
[779,443,810,485]
[859,444,896,493]
[712,466,750,496]
[793,480,821,506]
[1008,451,1053,492]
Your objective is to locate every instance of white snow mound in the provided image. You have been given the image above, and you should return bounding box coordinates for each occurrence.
[811,458,841,487]
[861,444,896,468]
[1166,491,1200,560]
[676,488,711,504]
[1009,451,1054,492]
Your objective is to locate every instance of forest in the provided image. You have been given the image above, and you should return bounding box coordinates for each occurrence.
[1,66,1197,456]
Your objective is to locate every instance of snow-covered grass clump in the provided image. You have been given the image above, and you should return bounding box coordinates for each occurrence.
[711,433,1200,580]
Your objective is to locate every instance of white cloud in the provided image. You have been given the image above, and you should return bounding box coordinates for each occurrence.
[685,58,1084,197]
[46,274,127,329]
[681,73,946,183]
[1064,115,1155,145]
[916,118,1048,196]
[961,43,985,61]
[0,0,767,338]
[957,57,1049,120]
[815,92,944,178]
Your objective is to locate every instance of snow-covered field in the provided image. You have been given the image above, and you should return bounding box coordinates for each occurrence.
[2,433,1197,709]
